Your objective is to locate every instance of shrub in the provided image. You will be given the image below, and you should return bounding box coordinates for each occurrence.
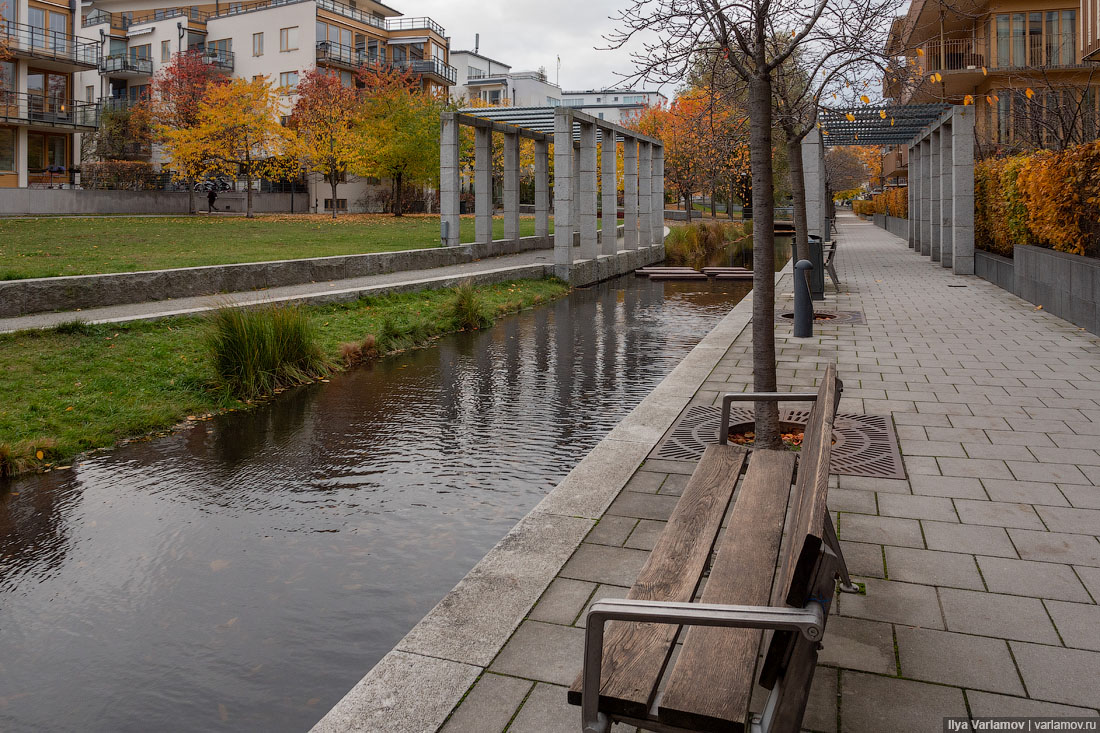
[449,283,493,331]
[207,304,330,400]
[663,221,751,266]
[885,187,908,218]
[80,161,158,190]
[852,200,874,216]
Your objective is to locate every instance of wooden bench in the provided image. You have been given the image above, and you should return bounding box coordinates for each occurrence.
[568,365,857,733]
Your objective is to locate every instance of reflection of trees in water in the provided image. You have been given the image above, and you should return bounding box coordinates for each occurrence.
[0,471,76,590]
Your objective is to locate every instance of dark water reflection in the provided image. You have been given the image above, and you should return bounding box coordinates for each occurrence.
[0,275,756,733]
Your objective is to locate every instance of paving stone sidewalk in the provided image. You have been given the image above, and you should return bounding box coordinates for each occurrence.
[438,213,1100,732]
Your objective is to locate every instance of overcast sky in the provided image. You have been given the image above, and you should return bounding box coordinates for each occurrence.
[413,0,667,94]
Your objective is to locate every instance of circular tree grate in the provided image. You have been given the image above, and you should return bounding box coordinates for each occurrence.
[652,404,906,480]
[775,310,867,325]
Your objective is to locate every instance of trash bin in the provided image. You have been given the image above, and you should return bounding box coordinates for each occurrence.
[807,235,826,301]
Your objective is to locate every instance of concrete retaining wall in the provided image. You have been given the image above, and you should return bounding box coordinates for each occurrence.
[0,235,553,318]
[565,243,664,286]
[872,213,909,240]
[973,246,1098,335]
[0,189,309,216]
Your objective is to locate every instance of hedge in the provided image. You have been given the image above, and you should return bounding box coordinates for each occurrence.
[976,141,1100,258]
[852,200,874,216]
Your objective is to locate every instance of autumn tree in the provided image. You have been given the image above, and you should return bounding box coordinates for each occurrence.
[290,69,364,218]
[825,146,870,191]
[82,103,153,162]
[162,76,296,218]
[357,62,443,216]
[610,0,895,447]
[149,49,229,213]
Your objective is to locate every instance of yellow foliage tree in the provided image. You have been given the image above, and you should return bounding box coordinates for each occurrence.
[291,69,365,218]
[162,76,296,218]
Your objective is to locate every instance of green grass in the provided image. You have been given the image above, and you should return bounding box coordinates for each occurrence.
[0,278,569,477]
[0,214,556,280]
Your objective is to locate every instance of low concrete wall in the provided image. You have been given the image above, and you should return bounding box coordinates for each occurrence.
[1014,245,1099,335]
[0,235,553,318]
[0,189,309,216]
[974,250,1014,292]
[872,213,909,240]
[564,243,664,286]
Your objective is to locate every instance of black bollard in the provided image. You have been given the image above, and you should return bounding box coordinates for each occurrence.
[794,259,814,338]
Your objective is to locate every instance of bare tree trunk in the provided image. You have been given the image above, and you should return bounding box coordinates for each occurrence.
[684,191,692,223]
[188,178,196,215]
[330,171,338,219]
[710,184,717,218]
[749,72,780,449]
[394,171,404,217]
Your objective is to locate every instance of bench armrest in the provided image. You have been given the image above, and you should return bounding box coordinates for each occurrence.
[580,599,826,733]
[718,392,819,445]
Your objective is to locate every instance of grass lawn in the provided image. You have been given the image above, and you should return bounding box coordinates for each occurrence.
[0,213,559,280]
[0,278,568,476]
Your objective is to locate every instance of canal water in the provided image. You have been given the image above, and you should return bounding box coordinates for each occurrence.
[0,262,782,732]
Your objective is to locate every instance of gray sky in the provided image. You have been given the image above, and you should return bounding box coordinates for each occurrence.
[413,0,662,93]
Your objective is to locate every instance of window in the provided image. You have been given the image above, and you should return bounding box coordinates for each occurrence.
[161,40,171,61]
[128,83,149,102]
[1,61,15,93]
[614,96,619,101]
[596,97,601,102]
[26,132,67,172]
[230,2,241,10]
[597,112,604,119]
[279,71,299,92]
[280,26,298,51]
[208,38,231,55]
[253,74,264,83]
[324,198,348,211]
[0,127,14,172]
[130,44,151,60]
[85,85,94,103]
[253,32,263,56]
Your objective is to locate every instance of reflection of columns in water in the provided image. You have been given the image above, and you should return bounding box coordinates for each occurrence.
[577,287,601,398]
[437,338,462,425]
[533,307,551,373]
[501,317,522,394]
[621,282,643,379]
[551,295,577,434]
[599,283,621,392]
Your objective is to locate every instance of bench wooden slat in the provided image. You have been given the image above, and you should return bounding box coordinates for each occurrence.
[567,444,748,718]
[656,449,797,732]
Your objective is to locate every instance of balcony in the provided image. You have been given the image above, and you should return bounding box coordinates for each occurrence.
[917,36,1089,74]
[386,16,445,35]
[210,0,445,38]
[190,48,235,72]
[1,21,99,70]
[407,58,457,85]
[0,91,99,131]
[100,54,154,77]
[83,7,209,30]
[315,42,457,84]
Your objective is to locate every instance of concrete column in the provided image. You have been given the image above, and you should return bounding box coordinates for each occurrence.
[651,144,664,245]
[801,129,826,241]
[439,113,460,247]
[553,109,574,278]
[579,121,598,260]
[474,125,492,244]
[638,140,652,249]
[930,128,941,261]
[907,144,917,250]
[952,106,976,275]
[534,139,549,239]
[939,120,953,269]
[572,142,580,243]
[921,137,932,257]
[601,132,618,255]
[623,137,638,250]
[502,131,520,243]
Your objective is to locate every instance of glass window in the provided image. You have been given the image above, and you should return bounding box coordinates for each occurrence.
[996,14,1011,67]
[27,133,45,170]
[207,38,230,55]
[316,21,328,43]
[0,61,14,92]
[253,32,263,56]
[1062,10,1077,65]
[85,84,93,102]
[1012,13,1025,66]
[280,26,298,51]
[0,127,14,172]
[162,40,171,61]
[47,135,65,167]
[130,44,151,60]
[29,7,46,48]
[1028,12,1042,65]
[279,71,298,92]
[1046,11,1060,66]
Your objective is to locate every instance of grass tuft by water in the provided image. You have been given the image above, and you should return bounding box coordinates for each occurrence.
[449,282,493,331]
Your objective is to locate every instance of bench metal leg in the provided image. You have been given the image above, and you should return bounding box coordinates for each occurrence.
[822,511,860,594]
[826,261,840,290]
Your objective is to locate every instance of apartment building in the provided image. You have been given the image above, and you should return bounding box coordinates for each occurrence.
[555,88,667,125]
[450,49,561,107]
[1,0,100,187]
[883,0,1100,178]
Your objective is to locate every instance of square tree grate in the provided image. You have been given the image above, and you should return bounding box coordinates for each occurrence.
[653,404,906,480]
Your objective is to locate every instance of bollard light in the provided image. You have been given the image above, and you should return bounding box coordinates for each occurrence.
[794,260,814,338]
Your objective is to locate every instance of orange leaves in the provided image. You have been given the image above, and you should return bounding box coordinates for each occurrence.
[963,94,974,106]
[1025,87,1035,99]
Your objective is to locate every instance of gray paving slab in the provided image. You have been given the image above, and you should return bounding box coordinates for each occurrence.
[818,616,897,676]
[488,621,585,686]
[839,671,967,732]
[895,627,1024,695]
[884,546,984,589]
[1010,641,1100,708]
[439,674,532,733]
[965,691,1099,718]
[528,579,597,626]
[1045,600,1100,651]
[976,556,1091,602]
[938,588,1060,644]
[837,578,945,629]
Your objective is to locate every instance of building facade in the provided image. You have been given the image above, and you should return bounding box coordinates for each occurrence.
[450,49,561,107]
[884,0,1100,169]
[555,88,667,125]
[1,0,100,187]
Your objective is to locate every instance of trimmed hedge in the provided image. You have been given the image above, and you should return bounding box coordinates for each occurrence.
[852,200,874,216]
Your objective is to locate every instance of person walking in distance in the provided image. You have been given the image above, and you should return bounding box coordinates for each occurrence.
[208,188,218,213]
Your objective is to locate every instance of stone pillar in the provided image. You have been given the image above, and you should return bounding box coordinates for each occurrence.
[623,137,638,250]
[639,140,652,249]
[502,131,520,243]
[801,129,826,241]
[553,109,574,279]
[651,144,664,245]
[579,121,598,260]
[439,113,461,247]
[601,132,618,255]
[921,137,932,257]
[939,119,953,269]
[952,106,976,275]
[534,139,550,239]
[475,125,492,244]
[907,144,917,250]
[930,128,941,261]
[572,142,581,244]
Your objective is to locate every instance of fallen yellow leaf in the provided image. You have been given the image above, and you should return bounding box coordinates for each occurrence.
[35,450,44,460]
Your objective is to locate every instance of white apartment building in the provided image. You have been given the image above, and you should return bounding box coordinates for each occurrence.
[64,0,454,210]
[556,88,667,125]
[450,48,561,107]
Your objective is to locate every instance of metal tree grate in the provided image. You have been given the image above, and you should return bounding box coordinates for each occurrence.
[775,310,867,325]
[652,404,906,480]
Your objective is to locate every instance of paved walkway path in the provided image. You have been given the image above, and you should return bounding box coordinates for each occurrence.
[435,213,1100,732]
[0,248,555,333]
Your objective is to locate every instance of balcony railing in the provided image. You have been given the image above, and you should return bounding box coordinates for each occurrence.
[386,16,445,35]
[316,42,456,83]
[189,47,235,71]
[83,6,209,29]
[100,54,154,75]
[102,97,142,112]
[918,36,1089,73]
[1,20,99,68]
[0,91,99,129]
[208,0,445,37]
[407,57,457,84]
[919,38,986,71]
